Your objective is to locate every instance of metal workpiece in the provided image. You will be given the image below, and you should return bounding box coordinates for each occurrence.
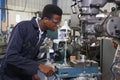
[55,65,100,79]
[52,53,100,80]
[70,60,98,68]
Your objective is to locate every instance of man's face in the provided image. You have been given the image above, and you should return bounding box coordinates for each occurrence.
[44,14,62,31]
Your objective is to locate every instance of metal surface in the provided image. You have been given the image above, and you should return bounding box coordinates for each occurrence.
[56,67,100,79]
[101,39,115,80]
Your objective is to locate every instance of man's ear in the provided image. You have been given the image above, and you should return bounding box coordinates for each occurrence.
[43,17,49,24]
[43,19,49,24]
[43,17,55,27]
[44,19,53,27]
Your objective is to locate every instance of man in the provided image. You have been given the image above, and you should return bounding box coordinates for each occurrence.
[0,4,63,80]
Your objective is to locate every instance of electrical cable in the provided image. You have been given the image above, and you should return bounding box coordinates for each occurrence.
[110,60,120,78]
[53,74,58,80]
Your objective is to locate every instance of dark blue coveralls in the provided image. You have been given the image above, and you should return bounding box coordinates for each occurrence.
[0,17,47,80]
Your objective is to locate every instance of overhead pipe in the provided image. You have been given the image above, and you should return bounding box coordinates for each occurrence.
[52,0,58,5]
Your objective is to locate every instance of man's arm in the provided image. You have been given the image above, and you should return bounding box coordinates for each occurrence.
[5,23,39,76]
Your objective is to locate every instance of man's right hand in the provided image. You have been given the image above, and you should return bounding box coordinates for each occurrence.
[32,74,40,80]
[38,64,56,77]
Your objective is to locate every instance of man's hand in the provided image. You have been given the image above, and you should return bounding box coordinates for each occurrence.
[38,64,56,77]
[32,74,40,80]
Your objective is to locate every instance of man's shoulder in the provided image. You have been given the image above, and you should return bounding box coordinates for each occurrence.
[14,20,32,30]
[18,20,32,26]
[16,17,37,29]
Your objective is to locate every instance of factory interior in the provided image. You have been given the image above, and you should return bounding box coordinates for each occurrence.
[0,0,120,80]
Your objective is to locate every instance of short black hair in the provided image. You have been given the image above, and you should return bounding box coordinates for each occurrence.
[41,4,63,19]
